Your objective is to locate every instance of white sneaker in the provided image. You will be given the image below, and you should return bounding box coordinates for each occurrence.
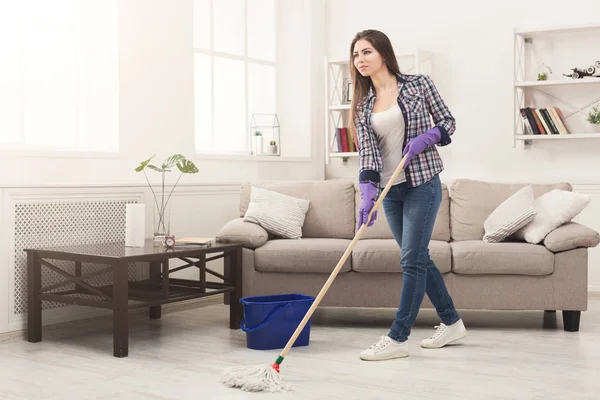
[420,319,467,349]
[360,335,409,361]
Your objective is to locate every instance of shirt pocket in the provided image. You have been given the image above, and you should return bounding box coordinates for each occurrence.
[403,91,424,115]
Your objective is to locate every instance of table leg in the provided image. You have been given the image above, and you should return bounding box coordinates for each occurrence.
[162,259,169,299]
[226,248,242,329]
[198,254,206,294]
[149,261,162,319]
[223,253,231,306]
[113,261,129,357]
[27,252,42,343]
[74,261,82,293]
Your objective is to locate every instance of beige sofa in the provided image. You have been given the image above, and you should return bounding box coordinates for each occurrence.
[216,179,600,332]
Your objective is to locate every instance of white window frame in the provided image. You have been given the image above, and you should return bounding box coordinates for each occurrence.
[193,0,277,156]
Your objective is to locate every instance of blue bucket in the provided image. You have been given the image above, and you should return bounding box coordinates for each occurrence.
[240,293,315,350]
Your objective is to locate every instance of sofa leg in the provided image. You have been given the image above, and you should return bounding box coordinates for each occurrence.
[562,310,581,332]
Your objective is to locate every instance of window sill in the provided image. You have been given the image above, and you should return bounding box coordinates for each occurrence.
[194,153,312,163]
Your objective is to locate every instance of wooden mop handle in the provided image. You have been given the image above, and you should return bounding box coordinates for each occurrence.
[278,154,408,359]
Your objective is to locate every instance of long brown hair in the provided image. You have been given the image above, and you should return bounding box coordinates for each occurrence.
[348,30,401,137]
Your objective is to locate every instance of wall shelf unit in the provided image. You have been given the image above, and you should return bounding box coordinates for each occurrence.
[513,23,600,147]
[325,49,433,163]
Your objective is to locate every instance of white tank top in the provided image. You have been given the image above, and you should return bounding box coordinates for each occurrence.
[370,104,406,186]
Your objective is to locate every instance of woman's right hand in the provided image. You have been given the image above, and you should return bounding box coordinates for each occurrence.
[357,181,378,229]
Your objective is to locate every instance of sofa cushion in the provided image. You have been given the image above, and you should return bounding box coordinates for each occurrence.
[482,185,537,243]
[353,183,451,242]
[243,186,310,239]
[512,189,590,244]
[449,179,571,241]
[352,239,451,273]
[240,181,355,239]
[543,222,600,252]
[216,217,269,249]
[451,240,554,276]
[253,238,352,273]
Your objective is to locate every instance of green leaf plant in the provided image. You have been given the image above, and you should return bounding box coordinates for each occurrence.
[587,105,600,125]
[135,154,199,234]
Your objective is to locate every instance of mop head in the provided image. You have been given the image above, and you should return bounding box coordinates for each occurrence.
[221,362,290,392]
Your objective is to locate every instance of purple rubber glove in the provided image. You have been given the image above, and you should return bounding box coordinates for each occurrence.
[357,181,378,229]
[402,127,442,166]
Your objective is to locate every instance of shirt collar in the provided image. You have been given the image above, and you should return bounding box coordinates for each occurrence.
[366,72,407,100]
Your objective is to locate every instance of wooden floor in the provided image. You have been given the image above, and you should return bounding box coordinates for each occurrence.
[1,296,600,400]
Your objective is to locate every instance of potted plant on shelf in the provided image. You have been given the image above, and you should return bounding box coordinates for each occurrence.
[537,62,552,81]
[269,140,278,155]
[135,154,199,243]
[587,105,600,132]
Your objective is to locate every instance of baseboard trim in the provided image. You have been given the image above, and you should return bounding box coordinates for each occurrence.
[0,294,224,344]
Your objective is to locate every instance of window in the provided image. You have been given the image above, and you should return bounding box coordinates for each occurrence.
[0,0,119,153]
[193,0,276,155]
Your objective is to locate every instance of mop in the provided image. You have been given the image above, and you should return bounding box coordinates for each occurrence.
[221,155,408,392]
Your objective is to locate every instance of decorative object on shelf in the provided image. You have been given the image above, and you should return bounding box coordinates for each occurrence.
[251,114,280,156]
[135,154,199,244]
[342,78,353,103]
[269,140,278,154]
[587,104,600,129]
[563,61,600,79]
[252,130,264,155]
[537,63,552,81]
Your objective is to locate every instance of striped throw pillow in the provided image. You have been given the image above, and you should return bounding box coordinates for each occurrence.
[243,186,310,239]
[483,185,537,243]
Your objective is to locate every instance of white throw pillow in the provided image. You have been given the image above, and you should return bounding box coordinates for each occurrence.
[513,189,590,244]
[483,185,537,243]
[243,186,310,239]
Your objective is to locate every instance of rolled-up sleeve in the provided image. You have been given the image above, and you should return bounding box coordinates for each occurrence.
[354,110,381,184]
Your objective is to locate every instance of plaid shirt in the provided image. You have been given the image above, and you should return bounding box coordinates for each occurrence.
[354,73,455,189]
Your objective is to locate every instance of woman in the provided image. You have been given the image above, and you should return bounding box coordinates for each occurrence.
[350,29,467,361]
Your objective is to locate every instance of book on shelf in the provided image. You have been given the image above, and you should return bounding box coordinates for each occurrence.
[519,106,570,135]
[331,127,359,153]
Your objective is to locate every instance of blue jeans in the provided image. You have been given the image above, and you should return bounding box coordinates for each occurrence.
[382,174,460,342]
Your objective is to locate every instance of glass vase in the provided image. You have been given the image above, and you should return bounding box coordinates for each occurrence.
[153,199,170,245]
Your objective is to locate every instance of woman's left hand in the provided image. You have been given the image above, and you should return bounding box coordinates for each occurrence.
[402,127,441,165]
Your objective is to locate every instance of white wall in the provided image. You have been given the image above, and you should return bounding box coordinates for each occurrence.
[324,0,600,291]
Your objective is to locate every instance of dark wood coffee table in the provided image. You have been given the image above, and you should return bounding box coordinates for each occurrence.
[24,239,243,357]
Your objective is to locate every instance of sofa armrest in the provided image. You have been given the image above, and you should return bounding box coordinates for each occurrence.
[543,222,600,252]
[216,217,269,249]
